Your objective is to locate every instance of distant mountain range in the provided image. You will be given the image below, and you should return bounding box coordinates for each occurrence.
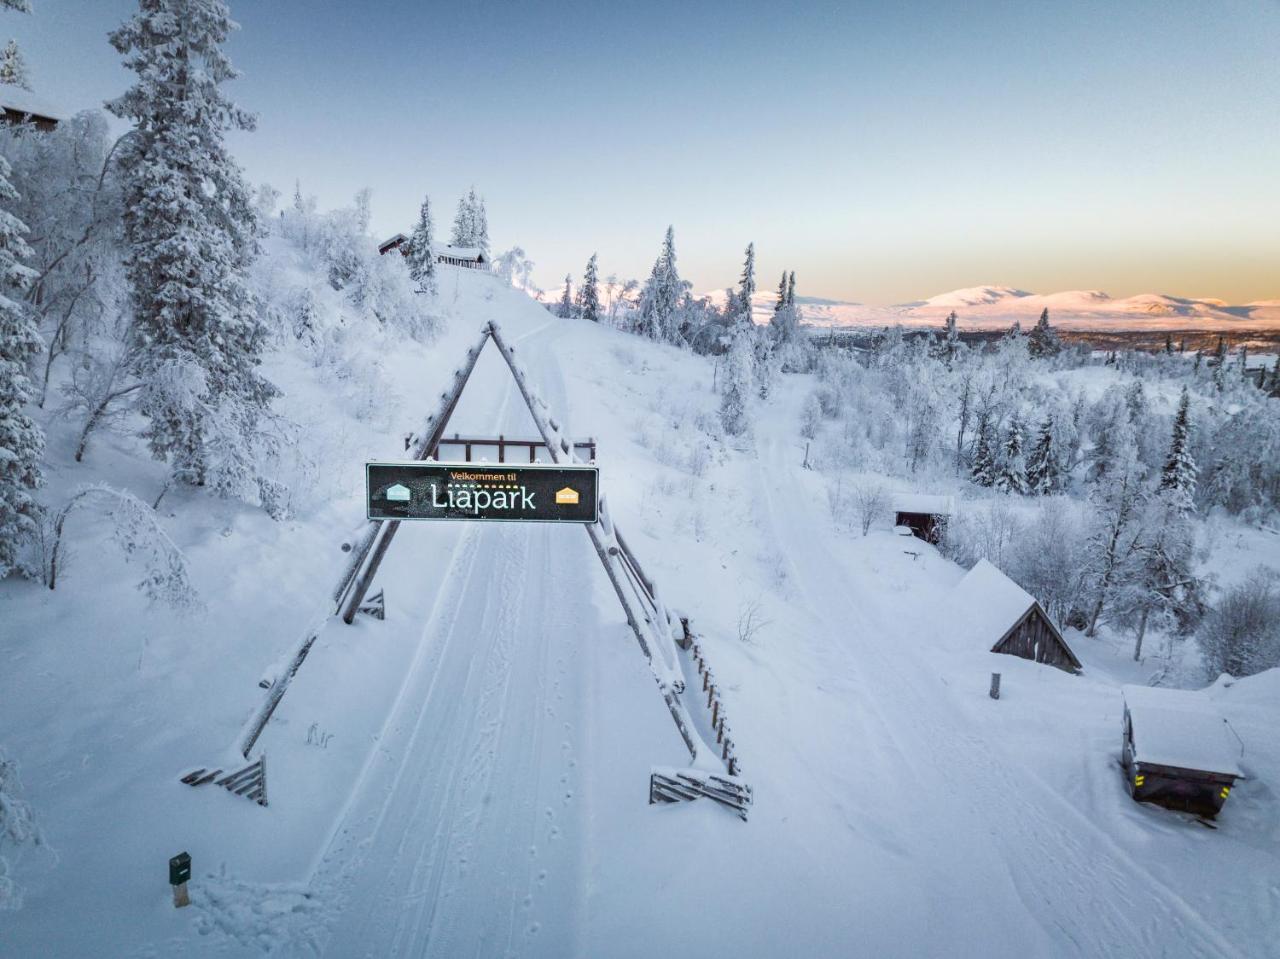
[734,285,1280,332]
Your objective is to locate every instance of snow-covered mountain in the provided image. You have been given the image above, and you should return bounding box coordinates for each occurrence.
[729,285,1280,332]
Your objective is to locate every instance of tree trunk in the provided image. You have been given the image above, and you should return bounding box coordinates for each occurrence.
[1132,607,1150,662]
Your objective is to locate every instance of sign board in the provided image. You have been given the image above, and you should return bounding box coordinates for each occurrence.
[366,461,599,524]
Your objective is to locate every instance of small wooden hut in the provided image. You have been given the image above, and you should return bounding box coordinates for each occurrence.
[1120,685,1241,818]
[378,233,409,256]
[435,245,487,269]
[950,559,1081,673]
[891,493,954,543]
[0,84,62,131]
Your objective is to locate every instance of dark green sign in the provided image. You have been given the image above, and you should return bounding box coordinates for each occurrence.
[366,462,599,524]
[169,852,191,886]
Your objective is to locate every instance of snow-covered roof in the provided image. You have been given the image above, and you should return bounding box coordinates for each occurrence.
[378,233,408,249]
[1122,685,1242,776]
[892,493,955,516]
[437,245,483,260]
[949,559,1037,651]
[0,84,63,121]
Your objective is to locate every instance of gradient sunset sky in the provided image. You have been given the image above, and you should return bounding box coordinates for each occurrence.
[12,0,1280,305]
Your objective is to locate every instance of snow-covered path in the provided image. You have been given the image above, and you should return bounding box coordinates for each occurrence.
[747,382,1248,959]
[306,328,603,958]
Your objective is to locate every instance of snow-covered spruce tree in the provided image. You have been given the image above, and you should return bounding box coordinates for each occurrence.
[970,415,997,487]
[786,270,796,305]
[1212,336,1228,392]
[774,271,787,313]
[1270,356,1280,398]
[1157,386,1196,515]
[1083,413,1145,636]
[0,38,29,89]
[994,414,1028,495]
[405,195,437,294]
[558,274,574,318]
[450,192,474,247]
[719,327,754,436]
[738,242,755,310]
[1026,415,1061,495]
[472,190,489,256]
[577,253,600,321]
[1028,307,1060,357]
[107,0,276,493]
[0,151,41,578]
[635,226,682,341]
[941,310,959,366]
[0,744,43,912]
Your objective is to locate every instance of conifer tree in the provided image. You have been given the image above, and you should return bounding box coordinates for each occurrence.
[471,189,489,255]
[0,152,41,577]
[558,274,574,318]
[1028,307,1060,357]
[108,0,274,490]
[450,191,474,247]
[719,328,754,436]
[774,271,788,314]
[737,242,756,317]
[786,271,796,305]
[1164,333,1173,354]
[1270,356,1280,398]
[994,414,1028,494]
[970,416,997,487]
[1240,344,1249,379]
[1212,336,1228,391]
[577,253,600,321]
[0,38,29,89]
[405,194,437,294]
[1026,415,1060,495]
[635,226,681,341]
[1158,387,1197,515]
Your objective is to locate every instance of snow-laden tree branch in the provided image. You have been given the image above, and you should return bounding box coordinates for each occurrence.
[46,484,202,611]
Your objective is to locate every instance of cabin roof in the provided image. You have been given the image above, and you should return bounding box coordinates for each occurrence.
[0,83,64,122]
[378,233,408,250]
[892,493,954,516]
[950,558,1038,650]
[1122,685,1242,776]
[438,244,483,260]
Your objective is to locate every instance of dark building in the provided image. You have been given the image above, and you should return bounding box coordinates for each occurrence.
[891,493,954,543]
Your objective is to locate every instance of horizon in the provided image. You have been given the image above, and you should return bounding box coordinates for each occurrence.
[11,0,1280,306]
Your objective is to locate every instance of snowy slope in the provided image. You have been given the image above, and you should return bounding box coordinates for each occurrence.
[3,266,1279,958]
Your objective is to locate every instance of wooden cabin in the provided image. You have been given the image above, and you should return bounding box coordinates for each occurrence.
[950,559,1082,673]
[891,493,954,543]
[0,84,62,131]
[378,233,409,256]
[435,245,487,269]
[1120,685,1241,818]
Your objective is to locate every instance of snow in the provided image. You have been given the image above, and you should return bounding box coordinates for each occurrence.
[948,558,1040,654]
[4,256,1280,958]
[1122,685,1244,777]
[891,492,954,515]
[0,83,63,121]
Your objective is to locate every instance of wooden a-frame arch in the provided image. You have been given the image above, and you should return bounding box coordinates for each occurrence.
[198,322,750,818]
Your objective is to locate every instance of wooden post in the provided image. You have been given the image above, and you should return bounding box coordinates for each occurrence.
[498,435,505,463]
[173,882,189,908]
[990,672,1001,700]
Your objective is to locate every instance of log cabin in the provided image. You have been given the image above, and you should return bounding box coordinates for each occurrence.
[891,493,954,543]
[0,84,62,131]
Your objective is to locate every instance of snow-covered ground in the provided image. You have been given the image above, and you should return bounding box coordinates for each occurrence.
[3,267,1279,958]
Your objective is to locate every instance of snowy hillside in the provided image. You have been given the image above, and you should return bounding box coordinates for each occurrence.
[4,252,1280,957]
[721,285,1280,332]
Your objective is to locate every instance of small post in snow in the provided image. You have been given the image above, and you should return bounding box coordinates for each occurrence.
[989,672,1001,701]
[169,851,191,908]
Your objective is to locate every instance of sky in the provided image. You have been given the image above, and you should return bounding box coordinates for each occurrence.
[9,0,1280,306]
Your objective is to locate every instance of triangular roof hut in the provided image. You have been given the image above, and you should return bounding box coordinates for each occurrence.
[950,559,1081,673]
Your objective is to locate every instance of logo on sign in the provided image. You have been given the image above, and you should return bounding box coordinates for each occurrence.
[555,487,580,505]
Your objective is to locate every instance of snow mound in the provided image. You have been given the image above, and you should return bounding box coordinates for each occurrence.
[922,286,1033,308]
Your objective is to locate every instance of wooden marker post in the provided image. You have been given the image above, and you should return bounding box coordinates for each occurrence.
[169,852,191,908]
[990,672,1001,700]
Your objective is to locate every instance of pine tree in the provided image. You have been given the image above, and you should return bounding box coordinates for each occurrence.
[1164,333,1174,354]
[1240,344,1249,379]
[577,253,600,321]
[1028,307,1060,357]
[970,416,997,487]
[405,195,436,294]
[738,242,755,313]
[0,38,29,89]
[786,271,796,306]
[471,189,489,255]
[719,328,754,436]
[0,152,42,577]
[1212,336,1228,392]
[994,414,1028,495]
[635,226,682,341]
[774,271,787,314]
[1026,416,1060,495]
[108,0,274,489]
[450,191,474,247]
[558,274,574,318]
[1158,387,1197,514]
[1270,356,1280,398]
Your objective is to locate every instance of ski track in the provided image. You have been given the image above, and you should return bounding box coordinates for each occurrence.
[309,326,590,958]
[752,397,1245,959]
